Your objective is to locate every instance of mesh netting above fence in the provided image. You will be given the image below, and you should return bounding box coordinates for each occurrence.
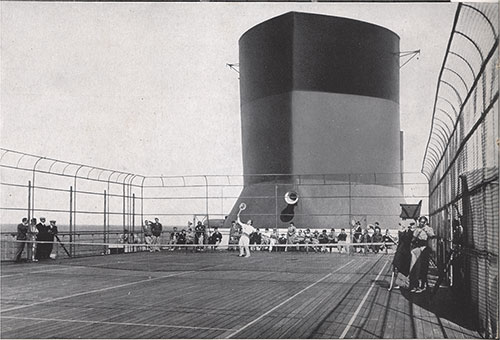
[421,3,498,338]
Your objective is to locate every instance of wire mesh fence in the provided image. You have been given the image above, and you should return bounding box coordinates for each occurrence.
[421,3,498,338]
[1,148,428,263]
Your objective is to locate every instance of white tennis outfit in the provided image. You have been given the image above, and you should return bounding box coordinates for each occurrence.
[238,217,255,257]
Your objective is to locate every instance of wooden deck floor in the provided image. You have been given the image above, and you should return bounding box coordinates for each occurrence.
[0,251,481,339]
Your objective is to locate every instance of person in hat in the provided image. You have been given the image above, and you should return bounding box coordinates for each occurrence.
[14,218,29,262]
[36,217,50,260]
[409,216,434,293]
[285,222,296,252]
[28,218,38,262]
[47,220,58,259]
[143,220,153,251]
[150,218,162,251]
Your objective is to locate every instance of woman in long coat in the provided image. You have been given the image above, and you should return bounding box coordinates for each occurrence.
[388,223,413,290]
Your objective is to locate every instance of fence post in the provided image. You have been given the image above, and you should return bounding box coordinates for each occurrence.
[122,183,126,233]
[204,176,209,229]
[132,193,135,234]
[69,186,73,257]
[348,174,352,255]
[104,190,107,248]
[275,184,278,230]
[27,181,31,223]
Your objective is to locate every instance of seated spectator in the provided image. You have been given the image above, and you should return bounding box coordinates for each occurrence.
[278,233,287,252]
[269,227,279,252]
[352,222,363,253]
[169,227,179,251]
[208,227,223,249]
[295,229,306,250]
[305,229,319,252]
[186,227,195,251]
[261,227,272,251]
[318,229,329,252]
[327,228,337,253]
[177,229,187,246]
[337,228,348,253]
[372,227,384,253]
[382,229,396,254]
[360,228,371,254]
[250,227,262,251]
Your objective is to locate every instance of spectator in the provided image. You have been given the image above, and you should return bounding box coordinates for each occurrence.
[186,227,195,249]
[261,227,272,250]
[371,227,383,253]
[195,221,205,251]
[285,222,297,252]
[295,229,305,250]
[150,218,162,252]
[208,227,223,250]
[228,220,240,251]
[14,218,29,262]
[28,218,38,262]
[278,234,287,251]
[352,222,362,253]
[337,228,348,253]
[143,220,154,252]
[169,227,179,251]
[47,220,58,259]
[318,229,329,252]
[177,229,187,247]
[250,227,261,251]
[382,229,396,254]
[35,217,50,260]
[409,216,434,293]
[389,222,413,290]
[327,228,337,253]
[269,227,279,252]
[360,228,371,254]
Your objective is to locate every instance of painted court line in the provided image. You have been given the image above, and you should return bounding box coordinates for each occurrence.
[225,259,355,339]
[1,266,77,278]
[0,270,194,313]
[339,260,389,339]
[1,316,232,332]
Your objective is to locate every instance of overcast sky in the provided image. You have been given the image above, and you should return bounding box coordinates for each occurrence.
[1,2,458,178]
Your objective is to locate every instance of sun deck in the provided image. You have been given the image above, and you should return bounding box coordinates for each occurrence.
[1,251,481,339]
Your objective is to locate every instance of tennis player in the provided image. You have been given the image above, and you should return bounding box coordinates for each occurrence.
[237,210,255,258]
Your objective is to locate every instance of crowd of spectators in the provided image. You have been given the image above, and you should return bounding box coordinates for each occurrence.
[228,220,397,254]
[13,216,59,263]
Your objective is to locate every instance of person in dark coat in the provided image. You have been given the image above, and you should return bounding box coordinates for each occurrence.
[47,220,58,258]
[35,217,50,260]
[388,223,413,290]
[14,218,29,262]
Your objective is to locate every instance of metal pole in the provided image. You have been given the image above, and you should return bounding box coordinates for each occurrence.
[132,193,135,234]
[140,177,145,242]
[27,181,31,222]
[204,176,209,228]
[73,165,84,255]
[69,186,73,256]
[104,190,107,245]
[348,174,352,255]
[275,184,278,230]
[122,183,126,232]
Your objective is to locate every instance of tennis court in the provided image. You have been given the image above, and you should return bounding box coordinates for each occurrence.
[1,248,480,339]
